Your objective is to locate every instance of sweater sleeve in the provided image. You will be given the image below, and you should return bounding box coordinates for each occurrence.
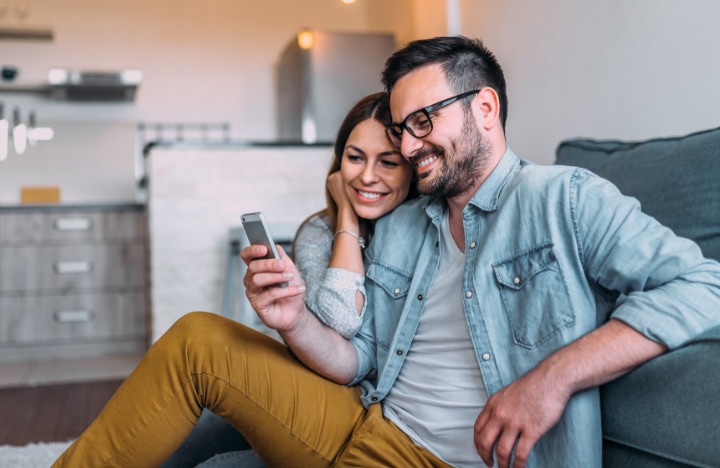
[293,214,367,339]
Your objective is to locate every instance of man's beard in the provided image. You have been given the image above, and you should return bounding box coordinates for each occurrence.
[413,111,491,198]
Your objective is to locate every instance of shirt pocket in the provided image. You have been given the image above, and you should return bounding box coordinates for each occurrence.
[366,262,412,349]
[492,243,576,349]
[366,262,412,299]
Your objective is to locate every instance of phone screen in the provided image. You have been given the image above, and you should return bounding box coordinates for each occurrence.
[241,212,288,287]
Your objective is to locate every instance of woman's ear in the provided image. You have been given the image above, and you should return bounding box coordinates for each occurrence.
[474,87,501,131]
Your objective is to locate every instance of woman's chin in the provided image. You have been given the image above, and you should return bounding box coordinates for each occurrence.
[353,204,395,221]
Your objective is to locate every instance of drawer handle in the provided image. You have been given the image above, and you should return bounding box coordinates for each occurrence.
[54,310,95,323]
[54,261,94,274]
[53,218,94,231]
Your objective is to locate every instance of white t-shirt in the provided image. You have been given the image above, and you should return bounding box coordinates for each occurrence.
[383,210,491,467]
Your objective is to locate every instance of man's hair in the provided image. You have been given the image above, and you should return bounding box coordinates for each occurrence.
[381,36,508,130]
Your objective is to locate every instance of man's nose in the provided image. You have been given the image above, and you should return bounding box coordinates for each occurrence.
[400,131,424,159]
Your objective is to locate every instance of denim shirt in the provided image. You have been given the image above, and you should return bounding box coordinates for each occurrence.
[350,149,720,467]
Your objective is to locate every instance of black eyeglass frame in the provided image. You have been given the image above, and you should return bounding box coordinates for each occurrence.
[386,89,481,149]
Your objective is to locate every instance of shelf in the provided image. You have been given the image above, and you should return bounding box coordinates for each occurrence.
[0,84,51,97]
[0,27,53,41]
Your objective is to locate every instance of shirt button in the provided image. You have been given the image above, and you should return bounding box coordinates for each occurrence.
[394,288,401,294]
[465,290,473,298]
[396,349,403,356]
[482,353,491,361]
[371,396,378,402]
[417,294,424,301]
[513,277,521,285]
[469,241,477,249]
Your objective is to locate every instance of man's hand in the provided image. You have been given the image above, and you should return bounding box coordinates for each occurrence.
[473,319,667,468]
[241,244,307,332]
[473,365,570,468]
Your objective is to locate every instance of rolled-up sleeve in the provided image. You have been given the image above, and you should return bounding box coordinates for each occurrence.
[572,169,720,349]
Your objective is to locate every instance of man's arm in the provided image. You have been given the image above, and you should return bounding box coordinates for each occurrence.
[474,318,666,468]
[241,244,358,384]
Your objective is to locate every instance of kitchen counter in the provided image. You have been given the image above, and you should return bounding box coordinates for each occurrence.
[0,203,146,212]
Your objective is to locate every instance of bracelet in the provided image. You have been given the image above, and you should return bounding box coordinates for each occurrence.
[334,230,366,249]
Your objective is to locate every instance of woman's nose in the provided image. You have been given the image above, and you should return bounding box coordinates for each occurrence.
[360,163,379,184]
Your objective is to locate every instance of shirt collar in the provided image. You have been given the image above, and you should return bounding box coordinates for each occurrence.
[423,147,520,219]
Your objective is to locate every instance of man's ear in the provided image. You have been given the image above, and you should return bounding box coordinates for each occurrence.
[473,87,501,131]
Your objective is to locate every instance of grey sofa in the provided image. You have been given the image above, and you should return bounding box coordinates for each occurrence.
[556,126,720,467]
[170,127,720,468]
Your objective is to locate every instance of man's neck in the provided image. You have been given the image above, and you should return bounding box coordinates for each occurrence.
[445,142,507,252]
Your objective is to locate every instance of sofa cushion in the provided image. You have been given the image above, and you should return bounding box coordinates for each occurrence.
[555,127,720,262]
[600,324,720,467]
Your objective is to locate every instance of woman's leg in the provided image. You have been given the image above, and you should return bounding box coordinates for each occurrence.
[159,409,251,468]
[53,312,364,468]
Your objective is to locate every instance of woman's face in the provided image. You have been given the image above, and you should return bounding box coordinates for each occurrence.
[340,118,413,220]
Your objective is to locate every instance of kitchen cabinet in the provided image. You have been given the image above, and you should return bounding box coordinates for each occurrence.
[0,205,149,363]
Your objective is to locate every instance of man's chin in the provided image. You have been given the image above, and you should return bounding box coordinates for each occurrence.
[416,180,442,197]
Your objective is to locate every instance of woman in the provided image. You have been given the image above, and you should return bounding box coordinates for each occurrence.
[294,91,416,338]
[54,92,416,467]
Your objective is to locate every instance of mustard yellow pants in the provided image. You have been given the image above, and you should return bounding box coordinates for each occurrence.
[53,312,450,467]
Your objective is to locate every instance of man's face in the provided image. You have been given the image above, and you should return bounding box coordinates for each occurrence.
[389,64,490,199]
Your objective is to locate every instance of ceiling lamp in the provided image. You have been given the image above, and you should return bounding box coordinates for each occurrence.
[297,30,314,49]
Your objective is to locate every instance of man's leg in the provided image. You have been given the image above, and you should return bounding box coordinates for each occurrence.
[53,312,364,468]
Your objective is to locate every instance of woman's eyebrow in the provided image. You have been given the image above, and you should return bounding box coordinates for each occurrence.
[345,144,366,155]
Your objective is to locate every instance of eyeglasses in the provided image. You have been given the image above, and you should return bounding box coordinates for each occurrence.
[385,90,480,149]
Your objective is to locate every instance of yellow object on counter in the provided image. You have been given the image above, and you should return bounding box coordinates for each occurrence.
[20,186,61,204]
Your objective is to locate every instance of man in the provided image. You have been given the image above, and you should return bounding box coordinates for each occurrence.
[243,36,720,467]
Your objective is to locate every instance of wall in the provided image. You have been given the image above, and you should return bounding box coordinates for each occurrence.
[0,0,399,204]
[147,145,331,340]
[460,0,720,164]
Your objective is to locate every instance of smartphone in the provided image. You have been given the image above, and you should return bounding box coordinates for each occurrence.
[241,212,288,287]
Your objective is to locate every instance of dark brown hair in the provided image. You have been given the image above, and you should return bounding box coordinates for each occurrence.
[293,92,416,257]
[325,92,395,242]
[381,36,508,130]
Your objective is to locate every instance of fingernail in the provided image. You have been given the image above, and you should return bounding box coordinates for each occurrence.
[274,260,283,270]
[297,286,306,292]
[283,272,293,279]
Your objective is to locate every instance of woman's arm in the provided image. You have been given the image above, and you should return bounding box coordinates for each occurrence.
[242,244,358,384]
[294,211,367,339]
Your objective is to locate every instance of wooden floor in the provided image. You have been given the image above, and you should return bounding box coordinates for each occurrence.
[0,379,123,446]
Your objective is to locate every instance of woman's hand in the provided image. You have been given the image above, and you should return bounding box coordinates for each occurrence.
[241,245,307,332]
[327,171,353,212]
[327,171,360,234]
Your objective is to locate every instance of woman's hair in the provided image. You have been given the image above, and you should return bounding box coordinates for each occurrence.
[325,92,395,243]
[292,92,416,258]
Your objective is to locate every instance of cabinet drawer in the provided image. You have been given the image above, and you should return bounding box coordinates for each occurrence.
[0,210,146,244]
[0,244,146,293]
[0,291,147,344]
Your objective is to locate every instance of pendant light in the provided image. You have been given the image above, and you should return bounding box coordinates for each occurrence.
[0,104,8,161]
[12,107,27,155]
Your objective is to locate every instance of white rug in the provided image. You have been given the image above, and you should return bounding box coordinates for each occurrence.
[0,441,72,468]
